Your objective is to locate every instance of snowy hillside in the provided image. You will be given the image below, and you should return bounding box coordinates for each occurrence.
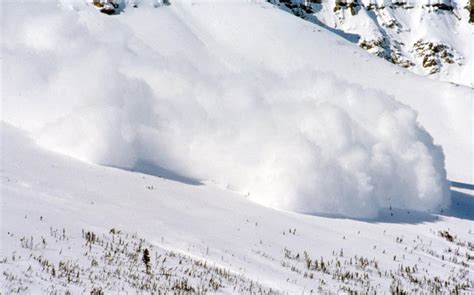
[1,0,473,293]
[273,0,473,87]
[2,123,473,293]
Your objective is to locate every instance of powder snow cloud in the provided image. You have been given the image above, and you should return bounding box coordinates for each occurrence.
[2,0,450,218]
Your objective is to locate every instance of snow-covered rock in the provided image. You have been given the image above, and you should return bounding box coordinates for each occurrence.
[273,0,473,86]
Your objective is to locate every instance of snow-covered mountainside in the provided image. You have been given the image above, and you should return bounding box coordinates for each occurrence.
[1,123,473,293]
[3,0,472,210]
[273,0,473,87]
[1,0,473,293]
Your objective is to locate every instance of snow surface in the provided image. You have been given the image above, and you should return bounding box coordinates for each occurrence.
[1,0,473,292]
[2,0,472,218]
[1,123,473,293]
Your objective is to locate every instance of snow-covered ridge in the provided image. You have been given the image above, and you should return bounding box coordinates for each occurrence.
[273,0,473,86]
[65,0,474,86]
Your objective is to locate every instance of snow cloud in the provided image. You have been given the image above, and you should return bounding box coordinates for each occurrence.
[2,0,450,218]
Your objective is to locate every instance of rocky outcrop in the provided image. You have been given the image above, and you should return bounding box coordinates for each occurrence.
[390,1,415,9]
[467,0,474,23]
[334,0,360,15]
[364,38,465,76]
[413,40,462,74]
[91,0,170,15]
[359,37,390,59]
[270,0,471,85]
[359,37,414,68]
[92,0,118,15]
[423,0,454,11]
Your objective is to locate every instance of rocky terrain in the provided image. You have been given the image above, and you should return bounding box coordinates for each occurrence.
[271,0,473,86]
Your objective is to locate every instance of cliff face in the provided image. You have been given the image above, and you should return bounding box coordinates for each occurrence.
[272,0,473,86]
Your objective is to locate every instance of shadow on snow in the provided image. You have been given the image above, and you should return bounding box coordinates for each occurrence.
[109,160,202,186]
[306,188,474,225]
[103,162,474,225]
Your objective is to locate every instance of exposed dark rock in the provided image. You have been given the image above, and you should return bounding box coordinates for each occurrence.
[467,1,474,23]
[93,0,118,15]
[334,0,360,15]
[432,4,454,11]
[390,1,414,9]
[100,6,116,15]
[413,40,462,74]
[359,37,414,68]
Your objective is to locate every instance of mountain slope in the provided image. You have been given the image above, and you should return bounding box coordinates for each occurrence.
[1,123,473,293]
[273,0,473,87]
[3,0,472,211]
[1,0,473,293]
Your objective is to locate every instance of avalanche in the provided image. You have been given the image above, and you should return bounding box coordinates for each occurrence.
[1,0,473,293]
[1,122,473,293]
[2,0,463,218]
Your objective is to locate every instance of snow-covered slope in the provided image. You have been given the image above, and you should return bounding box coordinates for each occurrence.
[1,123,473,293]
[273,0,473,87]
[1,0,473,292]
[3,0,472,216]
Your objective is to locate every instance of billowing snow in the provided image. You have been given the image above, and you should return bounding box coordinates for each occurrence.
[1,0,473,293]
[1,123,473,293]
[1,0,460,218]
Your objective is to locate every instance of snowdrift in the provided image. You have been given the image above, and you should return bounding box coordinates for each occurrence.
[2,0,467,218]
